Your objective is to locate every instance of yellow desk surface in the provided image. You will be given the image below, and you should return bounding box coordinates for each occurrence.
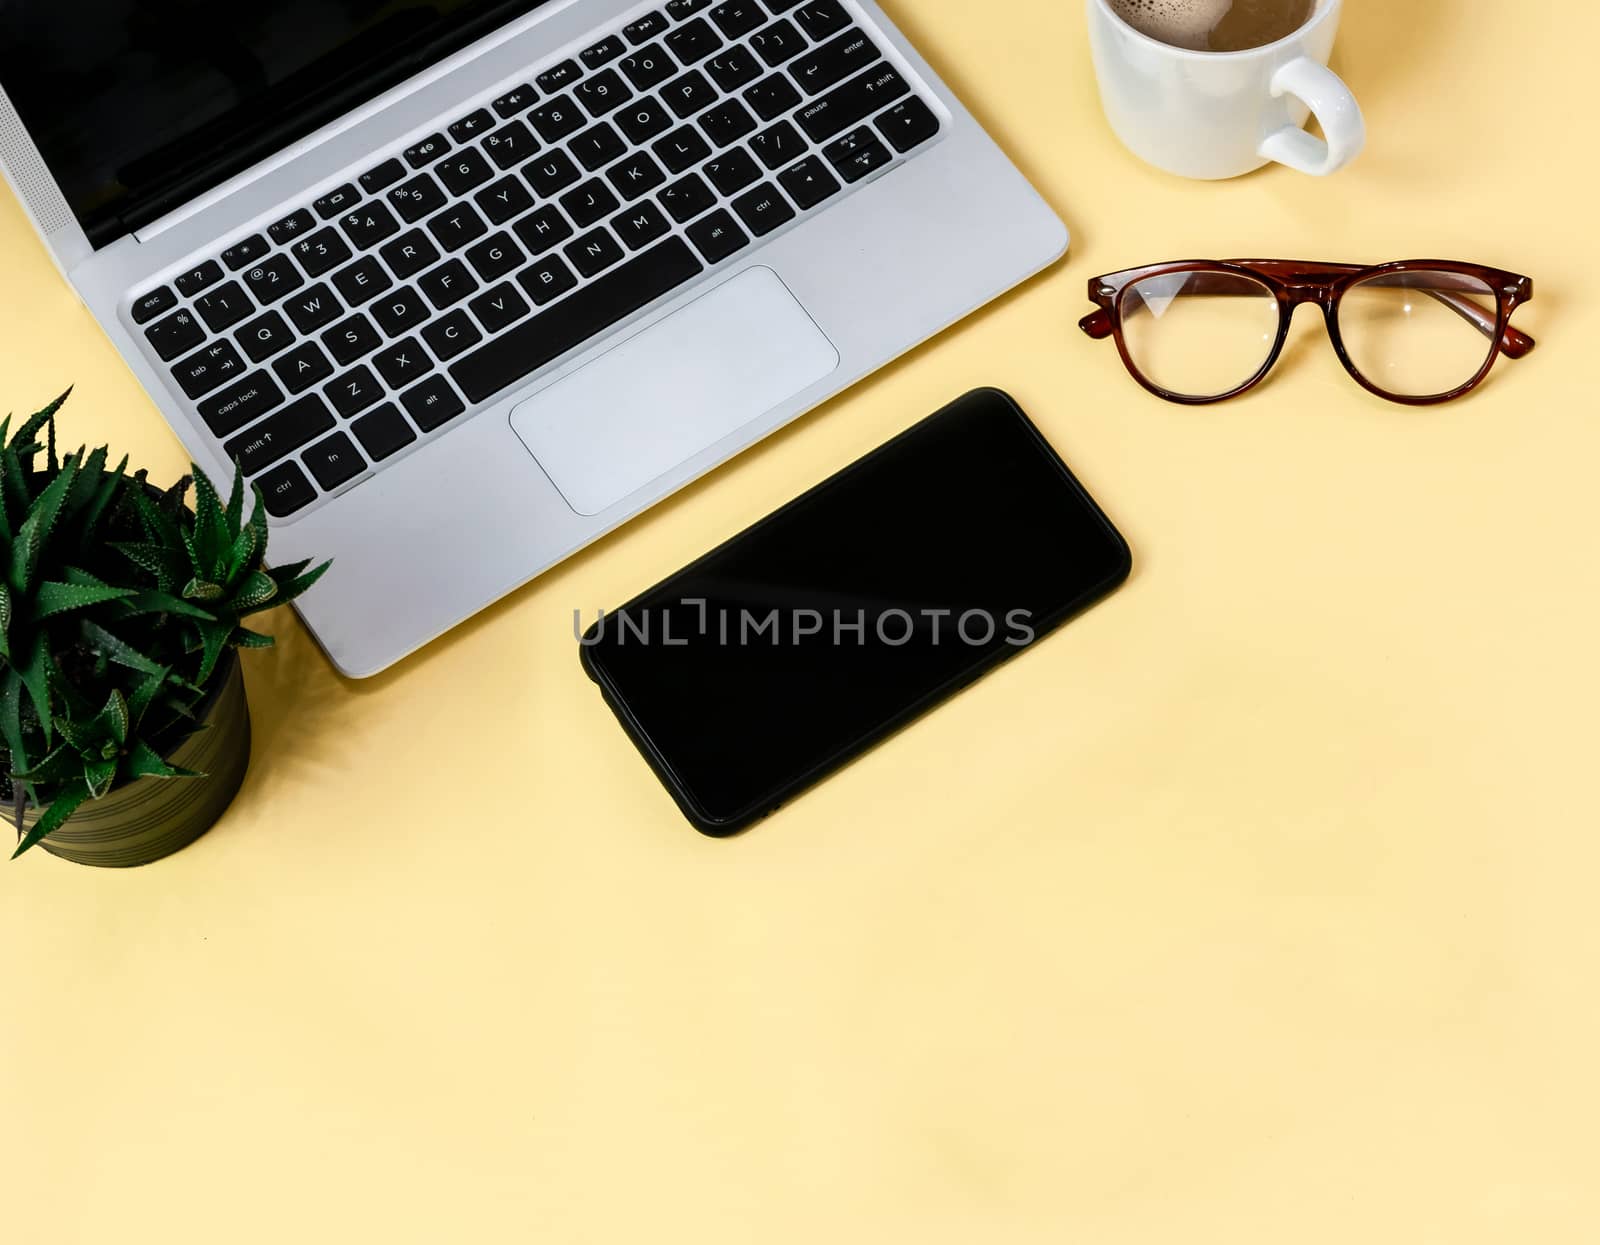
[4,4,1598,1241]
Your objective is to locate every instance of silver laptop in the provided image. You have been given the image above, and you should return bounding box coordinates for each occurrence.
[0,0,1067,677]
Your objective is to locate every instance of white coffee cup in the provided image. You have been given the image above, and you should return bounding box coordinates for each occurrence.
[1085,0,1366,179]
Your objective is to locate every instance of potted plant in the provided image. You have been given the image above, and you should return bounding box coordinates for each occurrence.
[1,391,328,866]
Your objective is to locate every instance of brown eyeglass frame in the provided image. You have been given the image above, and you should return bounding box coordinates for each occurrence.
[1079,260,1536,406]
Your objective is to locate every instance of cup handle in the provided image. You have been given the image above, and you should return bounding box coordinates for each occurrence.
[1257,56,1366,176]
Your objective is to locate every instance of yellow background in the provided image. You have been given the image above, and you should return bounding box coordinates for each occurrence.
[3,2,1598,1240]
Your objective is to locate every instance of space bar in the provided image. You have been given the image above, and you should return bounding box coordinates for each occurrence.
[451,239,704,404]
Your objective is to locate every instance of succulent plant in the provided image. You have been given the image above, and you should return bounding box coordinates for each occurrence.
[1,390,329,857]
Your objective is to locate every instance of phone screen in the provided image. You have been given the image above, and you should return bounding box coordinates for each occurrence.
[581,389,1132,834]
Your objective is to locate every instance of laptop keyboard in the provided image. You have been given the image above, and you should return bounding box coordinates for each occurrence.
[130,0,942,520]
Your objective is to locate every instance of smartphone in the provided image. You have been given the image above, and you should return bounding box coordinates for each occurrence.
[580,388,1133,836]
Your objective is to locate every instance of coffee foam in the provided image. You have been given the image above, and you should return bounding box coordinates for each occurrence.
[1107,0,1233,50]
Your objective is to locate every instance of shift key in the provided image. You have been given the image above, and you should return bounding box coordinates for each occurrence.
[796,65,908,142]
[224,393,335,475]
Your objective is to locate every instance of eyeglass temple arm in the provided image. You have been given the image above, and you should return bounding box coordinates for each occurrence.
[1080,280,1536,358]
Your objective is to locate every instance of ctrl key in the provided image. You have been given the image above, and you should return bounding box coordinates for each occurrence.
[254,461,318,517]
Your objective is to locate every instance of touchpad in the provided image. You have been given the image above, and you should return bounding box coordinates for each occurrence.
[509,266,838,516]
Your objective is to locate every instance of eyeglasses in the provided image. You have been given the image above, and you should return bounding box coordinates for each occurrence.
[1079,260,1536,405]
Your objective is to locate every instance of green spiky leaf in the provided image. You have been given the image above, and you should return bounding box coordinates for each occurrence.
[125,739,202,782]
[10,454,79,592]
[32,580,137,618]
[12,780,88,858]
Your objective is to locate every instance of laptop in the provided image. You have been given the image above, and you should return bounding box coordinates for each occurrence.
[0,0,1067,677]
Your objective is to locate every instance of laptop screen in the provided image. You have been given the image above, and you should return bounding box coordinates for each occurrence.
[0,0,557,247]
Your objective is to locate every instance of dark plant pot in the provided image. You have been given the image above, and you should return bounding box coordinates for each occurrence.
[13,652,251,868]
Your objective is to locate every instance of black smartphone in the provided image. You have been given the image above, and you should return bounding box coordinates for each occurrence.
[580,388,1133,836]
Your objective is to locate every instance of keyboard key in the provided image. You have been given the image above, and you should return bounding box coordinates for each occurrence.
[175,260,224,298]
[172,340,246,399]
[323,313,383,366]
[388,173,448,223]
[576,68,633,118]
[380,229,443,279]
[707,47,763,92]
[763,0,805,9]
[572,121,627,172]
[529,95,585,143]
[536,60,581,93]
[475,175,536,225]
[421,310,484,362]
[437,148,494,196]
[623,11,669,43]
[792,28,880,94]
[447,109,496,142]
[292,227,354,277]
[794,0,850,40]
[256,461,317,517]
[132,286,177,325]
[332,255,394,306]
[221,235,270,271]
[493,83,539,118]
[513,205,575,255]
[700,98,756,146]
[606,151,667,200]
[353,403,417,461]
[666,0,714,16]
[751,19,805,66]
[243,254,305,303]
[225,393,336,475]
[518,255,579,306]
[824,126,892,181]
[418,259,478,309]
[482,120,538,170]
[685,209,750,264]
[749,119,805,169]
[313,183,361,218]
[235,310,295,362]
[145,308,205,360]
[268,209,316,245]
[797,64,908,141]
[731,181,796,235]
[710,1,764,38]
[875,96,940,152]
[198,371,284,437]
[359,158,407,193]
[566,228,625,278]
[653,125,712,172]
[372,288,432,337]
[581,34,627,70]
[341,203,402,249]
[373,336,434,388]
[666,17,722,64]
[403,133,451,167]
[744,73,802,121]
[662,70,718,118]
[469,283,531,335]
[525,150,581,197]
[401,375,467,433]
[194,282,254,333]
[560,179,620,228]
[304,431,367,490]
[703,147,762,194]
[326,365,384,418]
[426,204,489,252]
[464,232,524,283]
[620,45,676,93]
[283,285,341,336]
[659,172,716,222]
[611,201,671,250]
[454,238,703,403]
[778,154,841,209]
[272,341,335,394]
[618,97,674,145]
